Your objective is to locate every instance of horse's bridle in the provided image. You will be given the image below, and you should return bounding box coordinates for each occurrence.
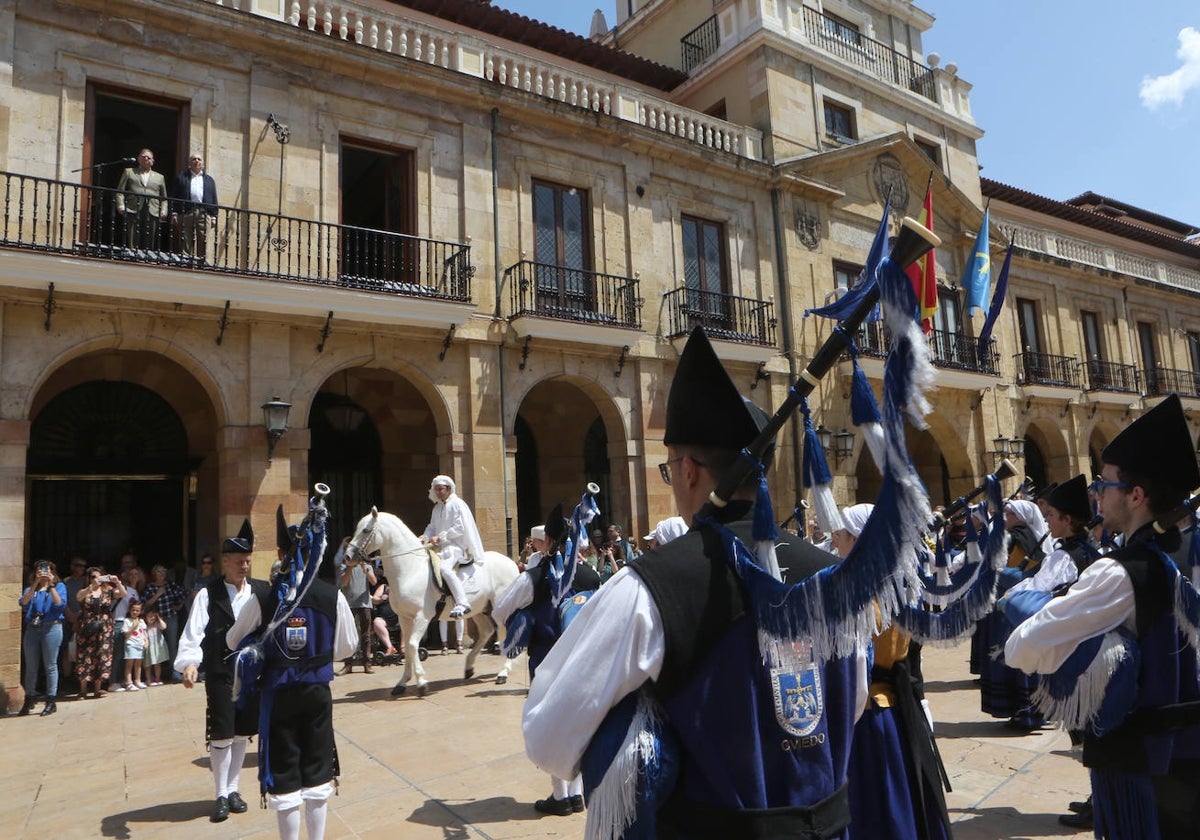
[345,515,434,562]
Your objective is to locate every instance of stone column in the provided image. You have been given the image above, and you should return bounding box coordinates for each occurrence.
[0,420,30,712]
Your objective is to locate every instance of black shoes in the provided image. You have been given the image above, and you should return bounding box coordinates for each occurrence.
[1059,798,1093,831]
[40,700,57,717]
[211,796,229,823]
[534,795,574,816]
[18,696,36,716]
[227,791,248,813]
[569,794,585,813]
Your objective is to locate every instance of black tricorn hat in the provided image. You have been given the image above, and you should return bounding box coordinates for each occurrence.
[1043,474,1090,523]
[1102,393,1200,496]
[544,504,567,544]
[664,326,763,452]
[223,518,254,554]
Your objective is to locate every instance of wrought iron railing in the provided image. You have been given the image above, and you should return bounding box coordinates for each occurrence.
[0,170,473,300]
[848,325,997,374]
[664,287,776,346]
[1085,359,1140,393]
[800,7,936,102]
[929,329,999,374]
[682,15,720,73]
[1144,366,1200,398]
[1015,351,1081,388]
[506,261,642,328]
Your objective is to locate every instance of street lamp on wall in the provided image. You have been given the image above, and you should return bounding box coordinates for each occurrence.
[816,425,857,466]
[262,396,292,462]
[988,436,1025,459]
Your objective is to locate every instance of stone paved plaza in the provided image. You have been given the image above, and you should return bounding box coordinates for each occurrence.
[4,640,1087,839]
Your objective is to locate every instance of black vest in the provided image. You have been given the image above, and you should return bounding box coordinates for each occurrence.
[201,576,270,678]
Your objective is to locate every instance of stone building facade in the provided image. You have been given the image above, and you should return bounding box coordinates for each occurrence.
[1,0,1197,707]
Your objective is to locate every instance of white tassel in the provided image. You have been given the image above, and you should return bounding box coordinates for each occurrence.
[859,421,887,471]
[811,484,842,536]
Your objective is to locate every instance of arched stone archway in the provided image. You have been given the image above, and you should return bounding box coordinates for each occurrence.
[512,377,629,544]
[27,351,219,569]
[1022,418,1072,489]
[852,416,972,509]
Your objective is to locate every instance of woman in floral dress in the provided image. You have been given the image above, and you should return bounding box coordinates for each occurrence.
[74,566,126,698]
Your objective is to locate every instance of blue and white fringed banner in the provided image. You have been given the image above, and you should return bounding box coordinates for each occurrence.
[697,251,934,664]
[800,398,842,538]
[1029,627,1141,735]
[805,196,890,323]
[232,496,329,706]
[919,509,984,609]
[896,477,1009,645]
[551,488,601,605]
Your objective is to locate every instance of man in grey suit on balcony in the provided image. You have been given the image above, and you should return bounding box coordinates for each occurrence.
[116,148,169,250]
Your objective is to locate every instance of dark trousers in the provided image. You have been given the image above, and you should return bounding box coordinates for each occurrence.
[267,683,335,794]
[349,607,371,662]
[124,206,161,249]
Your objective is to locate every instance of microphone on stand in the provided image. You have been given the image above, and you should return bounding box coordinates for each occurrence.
[71,157,137,173]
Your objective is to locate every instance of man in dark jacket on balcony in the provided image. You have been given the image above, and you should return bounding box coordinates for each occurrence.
[170,153,219,259]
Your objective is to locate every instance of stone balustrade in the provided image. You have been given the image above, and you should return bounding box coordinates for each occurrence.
[202,0,763,161]
[997,222,1200,295]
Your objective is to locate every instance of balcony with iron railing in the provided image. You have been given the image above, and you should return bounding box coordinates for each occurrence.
[800,7,936,102]
[1144,366,1200,399]
[0,170,473,301]
[507,261,642,330]
[1015,351,1081,389]
[1084,359,1141,394]
[848,324,998,375]
[682,15,720,73]
[663,287,776,347]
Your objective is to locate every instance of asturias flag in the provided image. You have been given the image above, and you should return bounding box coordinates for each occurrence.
[962,209,991,316]
[904,185,938,333]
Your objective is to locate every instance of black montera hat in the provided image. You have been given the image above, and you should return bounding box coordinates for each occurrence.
[1043,474,1090,523]
[223,518,254,554]
[1102,394,1200,495]
[544,504,567,544]
[275,506,294,553]
[664,326,762,451]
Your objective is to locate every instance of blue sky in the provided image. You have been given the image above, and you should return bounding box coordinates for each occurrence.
[493,1,1200,227]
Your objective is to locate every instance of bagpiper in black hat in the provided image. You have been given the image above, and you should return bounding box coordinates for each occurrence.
[664,327,775,478]
[223,518,254,554]
[1102,393,1200,509]
[1042,475,1090,524]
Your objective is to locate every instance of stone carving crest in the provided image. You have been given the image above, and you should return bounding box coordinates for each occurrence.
[871,153,910,215]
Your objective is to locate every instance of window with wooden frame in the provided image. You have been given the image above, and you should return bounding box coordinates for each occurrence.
[682,215,729,323]
[532,179,593,312]
[823,99,856,142]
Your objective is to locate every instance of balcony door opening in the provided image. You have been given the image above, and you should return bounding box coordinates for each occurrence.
[1137,321,1159,393]
[533,179,594,316]
[339,140,416,287]
[682,214,731,333]
[84,83,189,250]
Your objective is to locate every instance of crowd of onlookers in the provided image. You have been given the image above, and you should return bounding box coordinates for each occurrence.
[17,552,219,716]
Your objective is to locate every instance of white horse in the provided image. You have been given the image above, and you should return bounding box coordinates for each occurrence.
[345,507,519,696]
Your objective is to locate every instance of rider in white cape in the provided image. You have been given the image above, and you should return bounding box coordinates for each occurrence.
[421,475,484,618]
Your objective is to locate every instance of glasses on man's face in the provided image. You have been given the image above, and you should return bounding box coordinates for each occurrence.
[658,456,707,486]
[1090,478,1129,494]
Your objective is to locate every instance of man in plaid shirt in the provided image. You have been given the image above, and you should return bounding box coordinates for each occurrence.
[143,565,187,681]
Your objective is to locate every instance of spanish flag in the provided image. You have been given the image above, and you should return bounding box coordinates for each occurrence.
[905,184,937,333]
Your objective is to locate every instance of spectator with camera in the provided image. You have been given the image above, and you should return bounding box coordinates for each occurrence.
[18,560,68,716]
[75,566,127,699]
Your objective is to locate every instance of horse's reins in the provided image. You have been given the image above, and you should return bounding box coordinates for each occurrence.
[347,517,431,563]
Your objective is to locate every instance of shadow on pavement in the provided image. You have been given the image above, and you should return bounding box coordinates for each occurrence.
[934,719,1052,739]
[99,800,216,838]
[949,806,1081,839]
[924,678,978,694]
[407,795,547,828]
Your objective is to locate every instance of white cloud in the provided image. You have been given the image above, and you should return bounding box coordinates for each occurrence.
[1140,26,1200,109]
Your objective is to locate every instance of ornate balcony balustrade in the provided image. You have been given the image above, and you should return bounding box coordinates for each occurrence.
[663,287,776,346]
[1144,366,1200,399]
[506,261,642,329]
[1015,351,1081,389]
[849,324,997,375]
[0,171,473,300]
[1084,359,1140,394]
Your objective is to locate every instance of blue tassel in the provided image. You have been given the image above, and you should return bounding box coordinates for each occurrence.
[849,354,882,425]
[1191,512,1200,570]
[751,458,778,544]
[800,400,833,488]
[1091,769,1161,840]
[257,689,277,794]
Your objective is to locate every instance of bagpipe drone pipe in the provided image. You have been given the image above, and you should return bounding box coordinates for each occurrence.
[231,483,331,706]
[580,216,946,840]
